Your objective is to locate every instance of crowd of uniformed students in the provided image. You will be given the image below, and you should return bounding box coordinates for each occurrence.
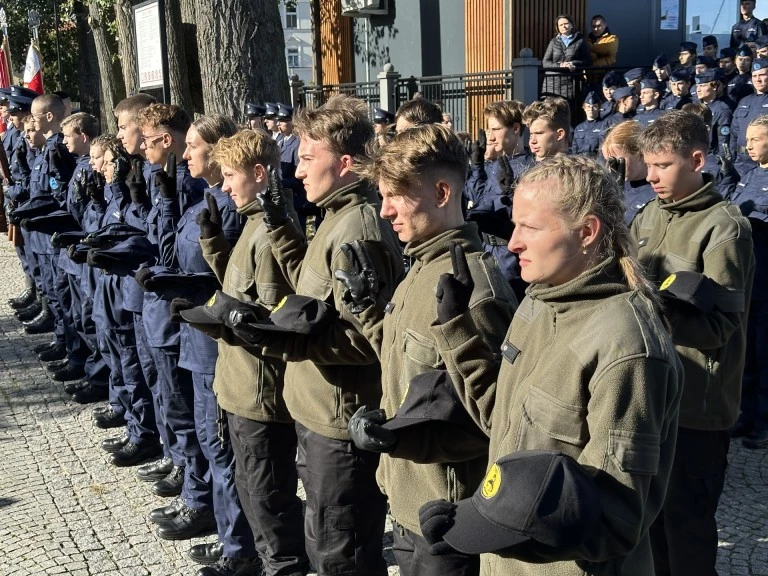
[0,28,766,575]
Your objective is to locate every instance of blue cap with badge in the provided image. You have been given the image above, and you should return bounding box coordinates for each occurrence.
[696,70,717,83]
[702,35,718,48]
[264,102,279,120]
[602,70,627,88]
[753,58,768,71]
[640,79,662,91]
[737,44,754,58]
[669,69,692,82]
[244,102,266,117]
[624,67,645,82]
[612,86,636,101]
[653,54,670,69]
[276,103,294,121]
[583,91,600,105]
[721,47,737,59]
[680,41,698,54]
[373,107,395,124]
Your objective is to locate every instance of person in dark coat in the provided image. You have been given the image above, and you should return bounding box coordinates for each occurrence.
[541,14,592,99]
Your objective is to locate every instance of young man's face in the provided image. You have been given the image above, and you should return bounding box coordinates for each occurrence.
[0,103,8,122]
[30,101,54,136]
[89,144,105,174]
[753,68,768,93]
[264,118,278,132]
[644,148,705,202]
[25,123,45,149]
[591,18,607,37]
[703,45,718,59]
[654,66,670,81]
[736,55,753,74]
[486,115,519,156]
[746,124,768,165]
[116,111,145,157]
[679,51,696,67]
[670,79,690,96]
[583,103,599,121]
[640,88,659,108]
[278,119,293,136]
[720,57,736,74]
[9,112,24,130]
[696,82,717,102]
[221,163,264,208]
[139,124,171,165]
[295,137,347,203]
[378,174,453,244]
[528,118,566,160]
[63,127,87,156]
[248,117,264,131]
[602,85,616,101]
[742,0,756,17]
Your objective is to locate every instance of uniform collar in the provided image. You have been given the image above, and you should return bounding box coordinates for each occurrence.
[314,178,376,213]
[236,196,263,217]
[657,173,720,213]
[404,222,481,264]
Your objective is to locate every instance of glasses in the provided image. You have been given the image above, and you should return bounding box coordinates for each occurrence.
[141,133,167,147]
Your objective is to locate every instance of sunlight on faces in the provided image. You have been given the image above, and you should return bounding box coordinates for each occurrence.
[89,144,105,174]
[643,148,706,202]
[62,128,87,155]
[639,88,659,108]
[486,116,519,155]
[670,79,690,97]
[30,102,54,135]
[696,81,716,102]
[557,18,573,35]
[378,172,457,244]
[584,103,600,121]
[295,137,354,204]
[116,111,144,157]
[736,55,752,74]
[746,124,768,165]
[508,180,597,286]
[25,123,45,149]
[528,118,566,160]
[183,126,211,180]
[139,126,171,165]
[220,163,265,208]
[102,148,117,183]
[752,68,768,93]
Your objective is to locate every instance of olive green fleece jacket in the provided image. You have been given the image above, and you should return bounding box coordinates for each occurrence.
[200,197,298,423]
[631,178,755,430]
[433,258,683,575]
[378,223,517,535]
[258,180,404,440]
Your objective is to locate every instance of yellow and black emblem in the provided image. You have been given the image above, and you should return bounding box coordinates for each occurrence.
[660,273,676,291]
[481,463,501,499]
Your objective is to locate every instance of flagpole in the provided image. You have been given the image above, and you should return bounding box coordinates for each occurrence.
[52,0,64,89]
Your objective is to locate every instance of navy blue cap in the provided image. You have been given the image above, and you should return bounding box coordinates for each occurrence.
[0,85,40,102]
[721,47,737,59]
[7,95,34,113]
[245,102,266,117]
[702,35,718,48]
[696,70,717,83]
[583,91,600,105]
[624,67,645,82]
[641,79,662,91]
[757,35,768,49]
[602,70,627,88]
[737,44,754,58]
[653,54,670,68]
[680,41,698,54]
[712,68,726,82]
[696,55,717,68]
[373,107,395,124]
[276,103,293,121]
[264,102,279,119]
[87,235,156,274]
[613,86,636,101]
[754,58,768,71]
[670,69,692,82]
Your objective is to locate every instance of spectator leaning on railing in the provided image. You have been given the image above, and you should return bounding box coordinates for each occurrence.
[588,14,619,67]
[542,14,591,100]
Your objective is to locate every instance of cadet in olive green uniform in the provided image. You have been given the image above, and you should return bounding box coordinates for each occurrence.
[244,95,404,576]
[195,130,309,575]
[418,155,684,576]
[345,124,517,576]
[632,110,754,576]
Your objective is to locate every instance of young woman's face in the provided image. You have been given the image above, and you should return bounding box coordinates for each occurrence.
[558,18,574,36]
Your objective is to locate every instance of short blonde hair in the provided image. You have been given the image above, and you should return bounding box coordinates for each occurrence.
[211,129,280,172]
[602,120,642,156]
[355,123,467,197]
[62,112,99,138]
[523,97,571,134]
[137,103,191,135]
[293,94,373,161]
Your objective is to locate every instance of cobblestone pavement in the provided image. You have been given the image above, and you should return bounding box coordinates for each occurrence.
[0,236,767,575]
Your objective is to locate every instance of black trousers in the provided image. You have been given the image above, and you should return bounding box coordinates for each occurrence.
[650,427,730,576]
[392,520,479,576]
[228,415,309,576]
[295,422,387,576]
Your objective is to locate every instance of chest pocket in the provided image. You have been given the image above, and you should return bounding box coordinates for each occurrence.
[516,386,588,453]
[300,264,333,302]
[226,263,256,300]
[399,329,443,407]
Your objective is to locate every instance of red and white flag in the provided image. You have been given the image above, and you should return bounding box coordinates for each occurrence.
[23,42,43,94]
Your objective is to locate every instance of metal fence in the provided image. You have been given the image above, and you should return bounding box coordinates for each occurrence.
[300,80,381,111]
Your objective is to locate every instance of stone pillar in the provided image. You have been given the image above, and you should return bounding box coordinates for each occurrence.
[289,74,304,108]
[378,63,400,112]
[512,48,541,105]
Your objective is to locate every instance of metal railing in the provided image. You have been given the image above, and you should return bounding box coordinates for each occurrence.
[301,80,381,111]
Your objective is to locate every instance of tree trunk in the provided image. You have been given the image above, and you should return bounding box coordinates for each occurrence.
[88,1,118,133]
[180,0,204,114]
[165,0,194,111]
[75,1,101,125]
[114,0,139,96]
[311,0,323,85]
[194,0,290,121]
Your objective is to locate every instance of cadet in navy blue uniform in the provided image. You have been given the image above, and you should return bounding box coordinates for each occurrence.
[601,86,639,136]
[601,120,655,224]
[464,100,533,300]
[571,91,603,155]
[720,46,740,86]
[636,79,665,126]
[263,102,283,145]
[731,58,768,175]
[696,69,734,155]
[661,69,693,110]
[624,67,645,95]
[702,34,719,59]
[732,44,757,103]
[731,0,767,48]
[244,102,265,132]
[677,41,697,77]
[652,53,672,87]
[599,70,626,119]
[730,113,768,450]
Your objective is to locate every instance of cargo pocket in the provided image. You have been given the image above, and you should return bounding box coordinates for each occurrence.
[608,430,661,476]
[228,263,256,299]
[516,386,587,452]
[322,504,357,574]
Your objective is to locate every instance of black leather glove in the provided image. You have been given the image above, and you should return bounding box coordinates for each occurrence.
[196,192,222,239]
[16,141,31,177]
[112,152,131,184]
[51,232,83,249]
[87,171,106,203]
[48,143,75,181]
[19,218,33,231]
[68,244,89,264]
[436,242,474,324]
[155,153,177,199]
[134,267,156,291]
[717,143,734,178]
[419,500,460,555]
[225,307,272,346]
[470,129,487,166]
[170,297,196,323]
[334,240,380,315]
[127,159,149,204]
[73,170,88,203]
[87,248,121,272]
[347,406,398,453]
[257,165,289,227]
[498,154,514,206]
[607,156,626,188]
[7,207,20,226]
